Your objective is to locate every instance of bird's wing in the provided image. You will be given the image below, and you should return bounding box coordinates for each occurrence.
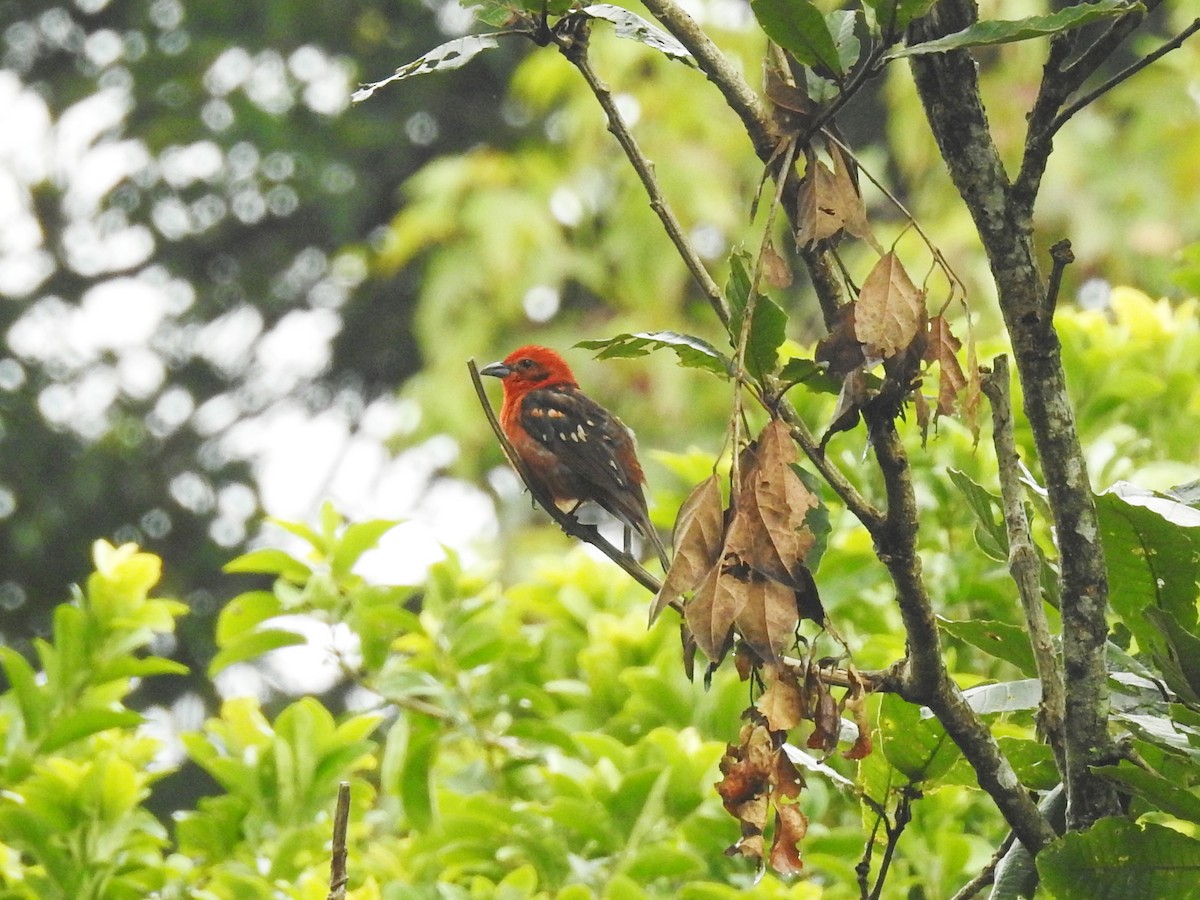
[519,385,644,504]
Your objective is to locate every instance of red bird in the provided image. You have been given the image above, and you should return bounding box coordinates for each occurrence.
[482,345,670,569]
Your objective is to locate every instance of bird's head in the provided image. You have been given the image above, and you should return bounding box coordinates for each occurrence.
[481,345,578,393]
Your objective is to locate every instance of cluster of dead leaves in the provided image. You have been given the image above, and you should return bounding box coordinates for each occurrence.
[652,418,825,668]
[815,251,978,446]
[716,663,872,874]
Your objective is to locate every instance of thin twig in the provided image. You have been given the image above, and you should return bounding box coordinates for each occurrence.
[1043,239,1075,318]
[326,781,351,900]
[948,831,1018,900]
[982,355,1067,779]
[469,359,665,596]
[555,26,729,328]
[1049,15,1197,137]
[869,791,912,900]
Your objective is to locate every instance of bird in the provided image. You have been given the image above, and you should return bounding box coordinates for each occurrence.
[481,345,670,570]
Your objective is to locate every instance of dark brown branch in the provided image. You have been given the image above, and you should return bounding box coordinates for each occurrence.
[1012,1,1161,215]
[326,781,351,900]
[555,27,730,328]
[869,419,1056,854]
[1043,239,1075,317]
[982,354,1066,778]
[1054,16,1199,136]
[908,0,1119,831]
[469,359,665,595]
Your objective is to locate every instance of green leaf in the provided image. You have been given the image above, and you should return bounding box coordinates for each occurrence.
[947,469,1008,560]
[216,590,285,645]
[1093,760,1200,824]
[1038,817,1200,900]
[751,0,843,76]
[1145,608,1200,704]
[577,5,694,65]
[1097,485,1200,656]
[222,549,312,582]
[879,692,959,783]
[955,679,1042,716]
[727,251,787,382]
[40,709,144,754]
[93,656,190,681]
[778,357,841,395]
[575,332,732,378]
[863,0,936,36]
[331,519,401,577]
[0,647,46,738]
[208,628,308,676]
[938,616,1037,677]
[399,712,441,831]
[828,10,862,74]
[888,1,1140,59]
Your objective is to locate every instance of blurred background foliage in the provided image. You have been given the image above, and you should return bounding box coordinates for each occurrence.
[1,0,1200,894]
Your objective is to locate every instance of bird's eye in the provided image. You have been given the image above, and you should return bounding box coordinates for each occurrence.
[518,358,534,369]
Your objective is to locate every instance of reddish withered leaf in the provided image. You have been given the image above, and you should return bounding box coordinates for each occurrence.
[842,667,874,760]
[820,368,869,449]
[805,669,841,754]
[652,474,724,624]
[755,664,808,732]
[769,804,809,876]
[855,251,925,359]
[925,315,966,418]
[794,157,845,248]
[762,240,793,289]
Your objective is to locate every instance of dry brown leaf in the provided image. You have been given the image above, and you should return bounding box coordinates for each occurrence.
[855,251,926,359]
[652,475,724,625]
[805,670,840,754]
[926,315,966,417]
[964,320,982,444]
[820,368,869,449]
[762,240,793,289]
[914,387,931,446]
[794,157,845,249]
[734,576,800,663]
[755,664,808,732]
[842,670,874,761]
[684,561,744,664]
[814,301,867,379]
[828,140,882,255]
[769,804,809,876]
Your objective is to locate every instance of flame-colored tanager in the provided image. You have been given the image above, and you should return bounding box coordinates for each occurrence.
[482,345,670,569]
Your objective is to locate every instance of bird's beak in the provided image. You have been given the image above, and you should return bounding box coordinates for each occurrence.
[480,360,512,379]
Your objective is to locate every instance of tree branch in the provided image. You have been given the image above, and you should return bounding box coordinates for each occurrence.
[982,354,1066,778]
[555,26,730,328]
[326,781,351,900]
[869,418,1056,854]
[908,0,1119,830]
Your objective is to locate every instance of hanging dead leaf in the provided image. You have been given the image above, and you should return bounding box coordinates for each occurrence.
[755,664,808,732]
[814,301,866,379]
[734,575,801,663]
[680,623,697,681]
[914,387,931,446]
[842,668,874,760]
[717,722,774,824]
[794,156,845,249]
[652,474,724,624]
[727,420,819,586]
[762,240,793,289]
[926,315,966,417]
[769,803,809,876]
[820,368,869,450]
[684,561,744,664]
[828,140,883,255]
[964,319,982,444]
[854,251,926,359]
[805,669,840,754]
